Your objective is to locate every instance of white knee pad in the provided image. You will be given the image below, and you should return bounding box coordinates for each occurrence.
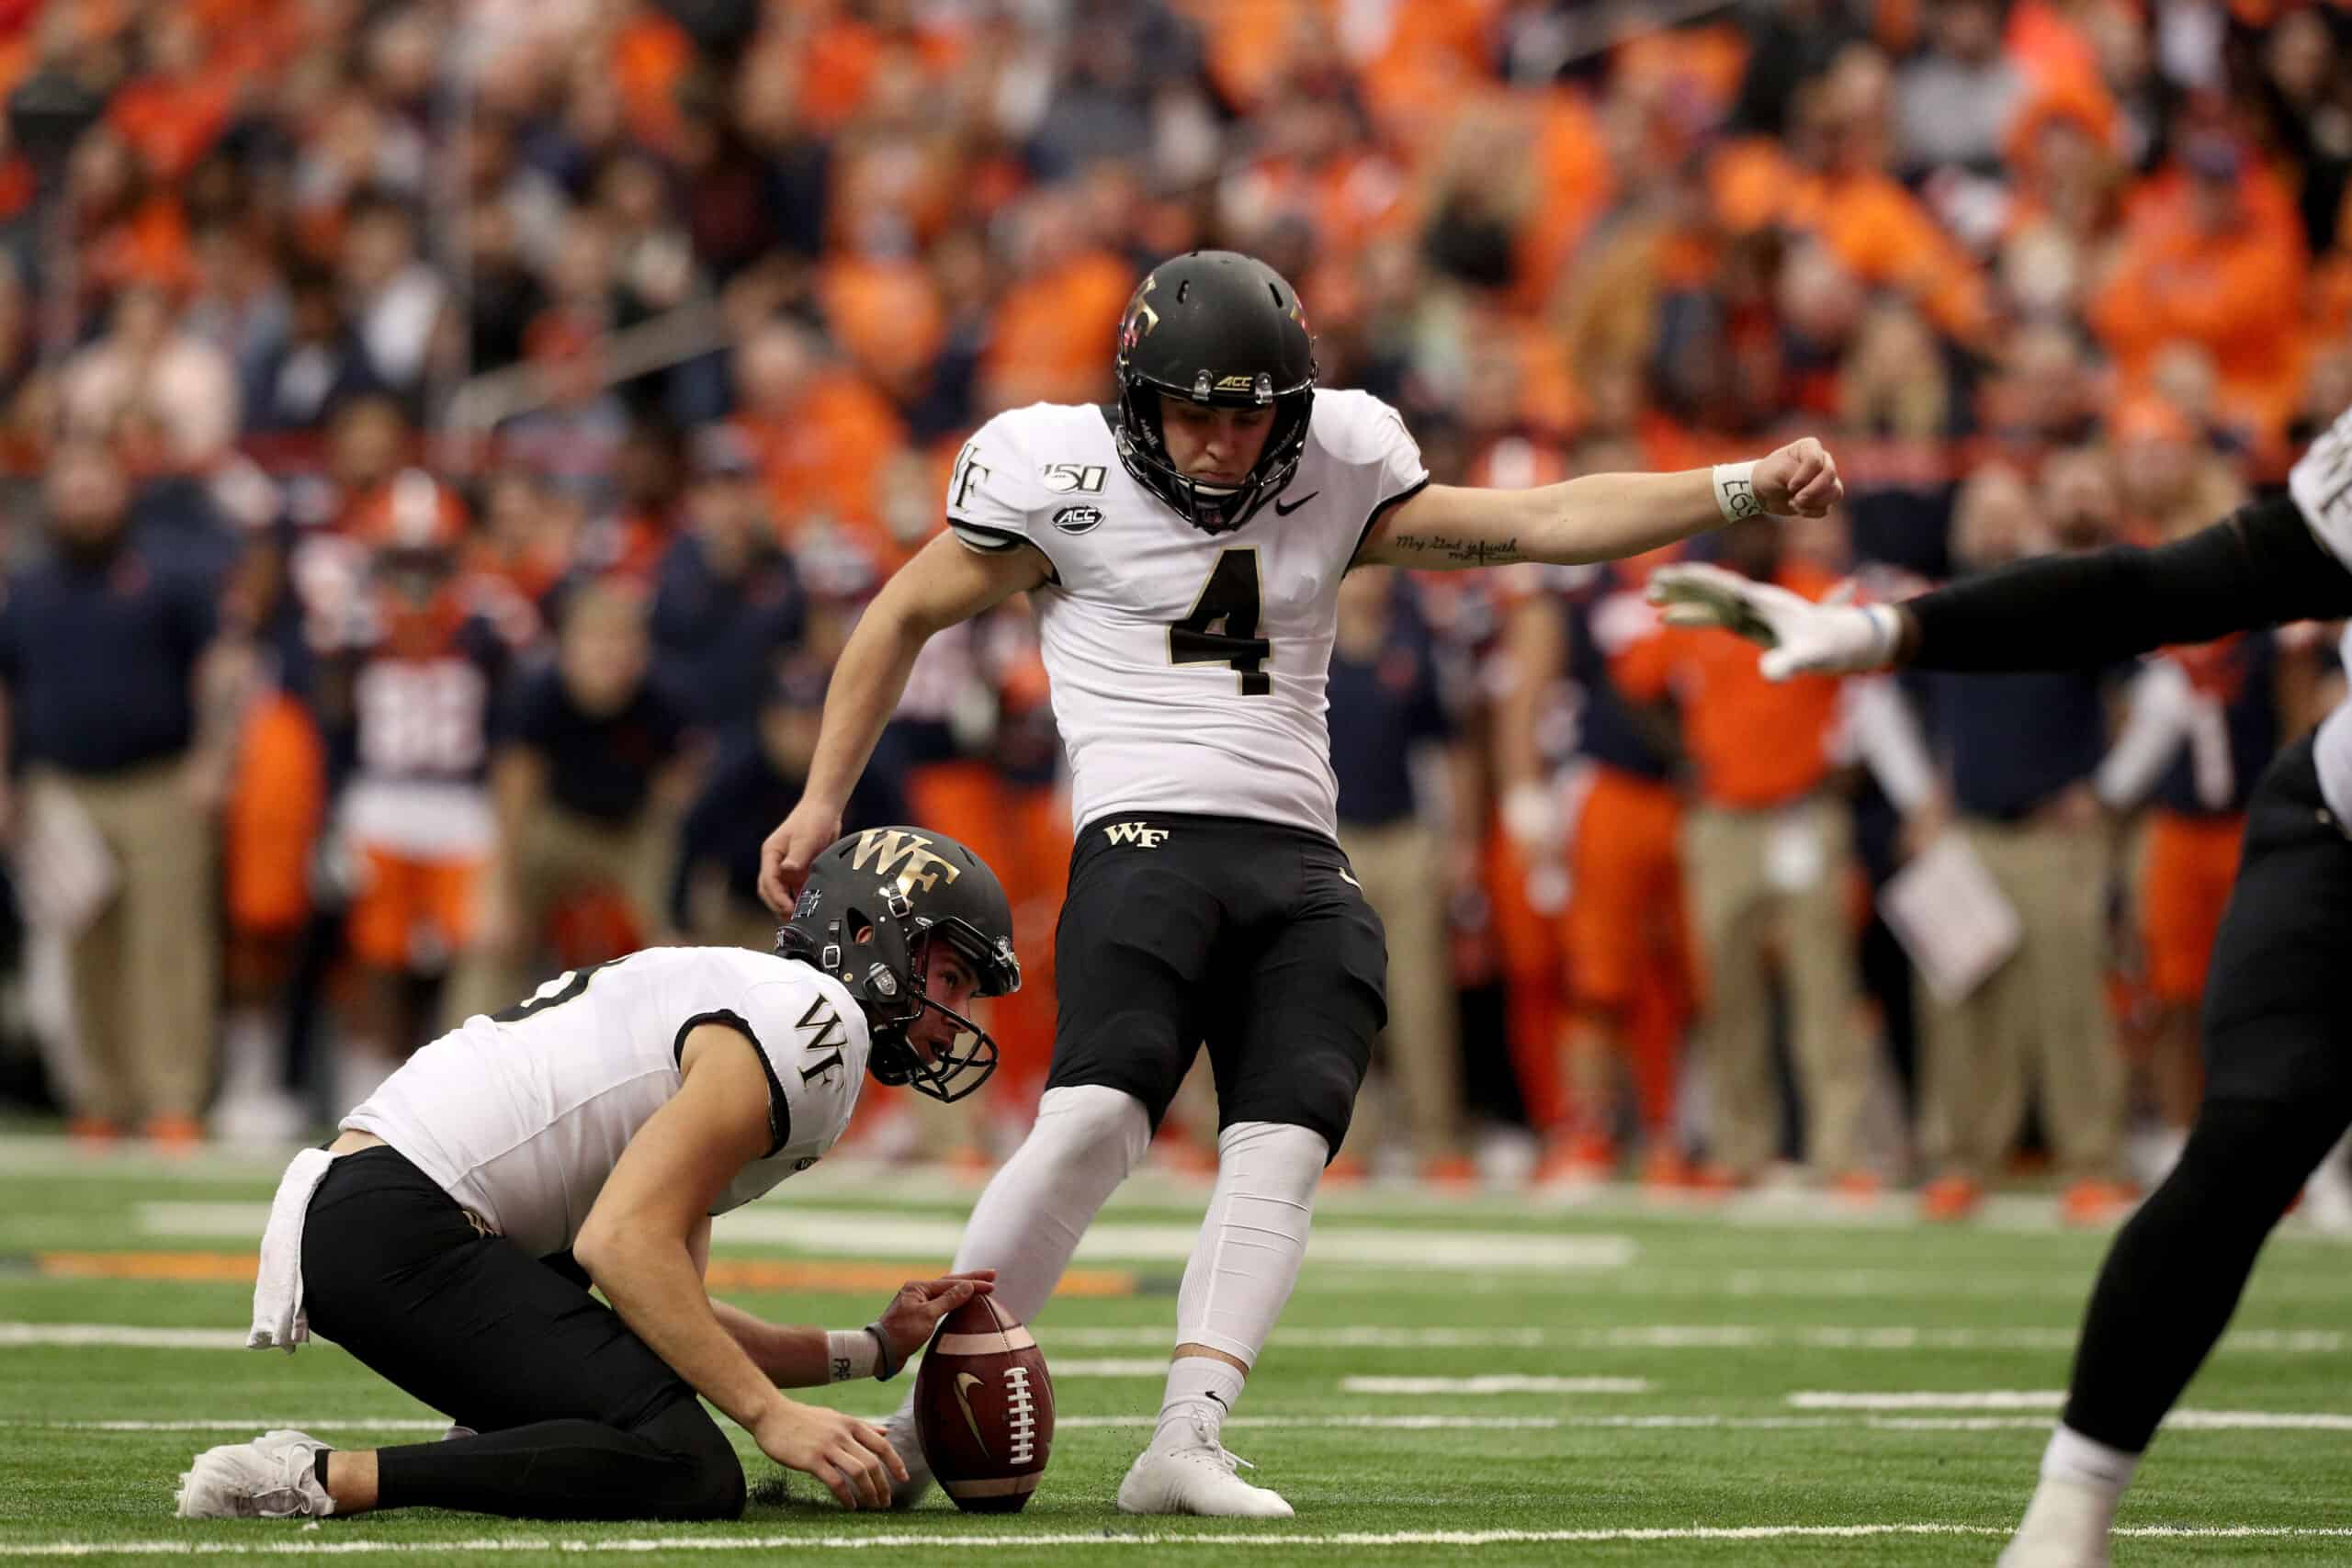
[1174,1120,1329,1369]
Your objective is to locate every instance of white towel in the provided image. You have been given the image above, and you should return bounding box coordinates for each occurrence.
[247,1148,334,1353]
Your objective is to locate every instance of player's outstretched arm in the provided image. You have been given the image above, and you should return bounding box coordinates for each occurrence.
[708,1271,996,1388]
[575,1023,908,1508]
[1648,497,2352,682]
[1354,438,1841,570]
[758,532,1048,913]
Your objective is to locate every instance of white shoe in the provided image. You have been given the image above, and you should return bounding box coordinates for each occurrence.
[881,1405,933,1509]
[175,1428,335,1519]
[1116,1416,1294,1518]
[1996,1478,2115,1568]
[210,1089,309,1145]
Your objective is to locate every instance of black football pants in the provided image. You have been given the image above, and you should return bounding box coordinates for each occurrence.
[300,1145,744,1520]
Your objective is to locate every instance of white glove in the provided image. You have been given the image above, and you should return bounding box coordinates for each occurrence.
[1645,562,1903,682]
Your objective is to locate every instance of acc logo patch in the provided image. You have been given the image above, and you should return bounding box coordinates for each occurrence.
[1052,504,1104,534]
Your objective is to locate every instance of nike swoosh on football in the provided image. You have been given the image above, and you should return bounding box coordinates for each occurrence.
[955,1371,992,1457]
[1272,491,1320,516]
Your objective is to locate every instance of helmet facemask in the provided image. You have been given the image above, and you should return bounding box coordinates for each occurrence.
[781,898,1011,1105]
[1114,374,1314,536]
[1111,253,1319,536]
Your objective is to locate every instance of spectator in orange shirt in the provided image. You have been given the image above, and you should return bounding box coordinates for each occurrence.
[1616,516,1917,1190]
[729,317,906,547]
[976,195,1133,411]
[2090,134,2309,439]
[104,7,235,186]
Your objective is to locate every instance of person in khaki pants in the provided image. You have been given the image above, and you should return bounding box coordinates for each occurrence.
[0,439,243,1145]
[1618,518,1932,1189]
[1912,468,2132,1224]
[447,580,698,1025]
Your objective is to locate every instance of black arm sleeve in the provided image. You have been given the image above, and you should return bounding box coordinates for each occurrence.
[1905,497,2352,672]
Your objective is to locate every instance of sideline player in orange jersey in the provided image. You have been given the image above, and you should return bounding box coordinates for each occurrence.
[312,471,533,1106]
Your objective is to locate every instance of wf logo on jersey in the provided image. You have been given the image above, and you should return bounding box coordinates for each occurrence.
[851,829,964,897]
[795,996,847,1085]
[1103,821,1169,849]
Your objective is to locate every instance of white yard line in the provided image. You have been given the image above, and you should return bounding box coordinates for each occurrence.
[7,1524,2352,1556]
[131,1203,1634,1272]
[1792,1392,2064,1411]
[1340,1376,1651,1395]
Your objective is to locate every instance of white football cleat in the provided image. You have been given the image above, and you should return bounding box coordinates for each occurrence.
[1996,1477,2116,1568]
[1116,1416,1294,1518]
[175,1428,335,1519]
[880,1404,934,1509]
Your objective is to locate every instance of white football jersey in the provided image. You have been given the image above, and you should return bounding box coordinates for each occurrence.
[2289,406,2352,823]
[345,947,867,1260]
[947,391,1428,839]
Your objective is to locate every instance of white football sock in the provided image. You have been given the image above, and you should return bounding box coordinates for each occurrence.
[1154,1355,1246,1444]
[894,1086,1149,1423]
[2039,1424,2140,1493]
[1158,1120,1328,1438]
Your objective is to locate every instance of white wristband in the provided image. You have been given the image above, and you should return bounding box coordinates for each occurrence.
[826,1328,880,1383]
[1713,461,1763,525]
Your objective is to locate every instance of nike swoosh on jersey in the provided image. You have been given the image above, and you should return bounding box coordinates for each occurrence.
[1272,491,1320,516]
[1338,870,1362,890]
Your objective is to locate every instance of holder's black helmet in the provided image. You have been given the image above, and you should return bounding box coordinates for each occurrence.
[1114,250,1317,535]
[775,828,1020,1104]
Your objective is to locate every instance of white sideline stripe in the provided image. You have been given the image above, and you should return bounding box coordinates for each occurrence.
[38,1410,2352,1435]
[14,1320,2343,1356]
[11,1525,2352,1557]
[1792,1391,2062,1410]
[132,1202,1635,1272]
[0,1324,249,1350]
[1342,1376,1651,1395]
[1041,1359,1178,1378]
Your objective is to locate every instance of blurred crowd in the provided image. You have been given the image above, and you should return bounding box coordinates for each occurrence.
[1,0,2348,1211]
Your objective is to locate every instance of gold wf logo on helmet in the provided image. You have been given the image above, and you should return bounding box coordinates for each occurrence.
[1120,275,1159,349]
[851,829,964,897]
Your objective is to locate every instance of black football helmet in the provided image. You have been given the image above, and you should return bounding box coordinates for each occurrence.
[775,828,1021,1104]
[1113,250,1317,535]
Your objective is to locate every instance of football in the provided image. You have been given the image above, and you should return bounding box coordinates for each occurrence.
[912,1293,1054,1512]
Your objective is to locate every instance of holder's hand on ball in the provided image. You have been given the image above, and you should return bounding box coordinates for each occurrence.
[877,1269,998,1369]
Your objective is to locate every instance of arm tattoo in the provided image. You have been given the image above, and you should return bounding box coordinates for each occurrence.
[1383,533,1525,567]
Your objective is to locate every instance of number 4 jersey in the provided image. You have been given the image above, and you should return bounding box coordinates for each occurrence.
[948,392,1428,840]
[343,947,870,1259]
